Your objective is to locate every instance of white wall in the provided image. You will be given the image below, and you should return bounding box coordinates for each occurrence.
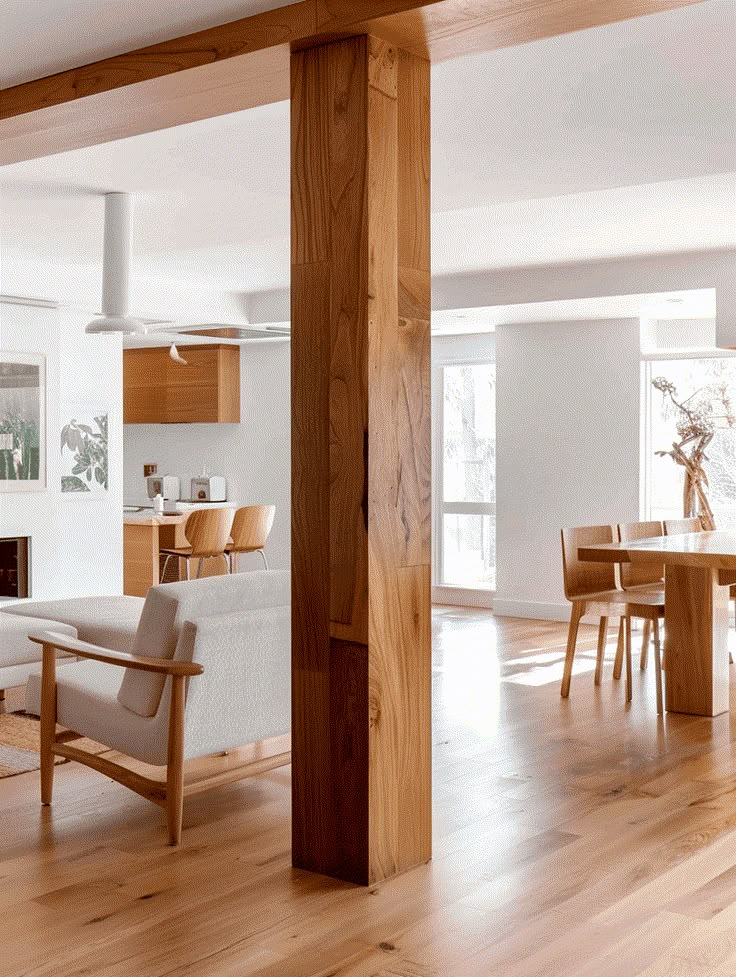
[494,318,641,620]
[0,300,123,599]
[123,341,291,571]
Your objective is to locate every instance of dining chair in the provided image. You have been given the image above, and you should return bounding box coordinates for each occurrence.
[664,517,703,535]
[161,509,232,582]
[617,521,664,672]
[561,525,664,713]
[561,525,631,701]
[225,505,276,571]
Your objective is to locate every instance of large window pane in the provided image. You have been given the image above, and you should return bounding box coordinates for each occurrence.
[439,363,495,590]
[443,365,495,503]
[649,358,736,531]
[442,514,496,588]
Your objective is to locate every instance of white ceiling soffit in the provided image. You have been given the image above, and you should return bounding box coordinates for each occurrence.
[431,290,717,335]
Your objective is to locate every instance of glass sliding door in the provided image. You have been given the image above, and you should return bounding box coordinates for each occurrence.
[437,362,496,589]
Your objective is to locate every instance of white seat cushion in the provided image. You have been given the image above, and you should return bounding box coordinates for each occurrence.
[26,661,170,766]
[1,596,143,653]
[0,614,77,667]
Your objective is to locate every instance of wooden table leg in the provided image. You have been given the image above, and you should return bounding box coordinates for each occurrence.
[664,564,730,716]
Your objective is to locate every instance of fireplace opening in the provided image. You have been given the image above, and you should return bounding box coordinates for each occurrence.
[0,537,29,599]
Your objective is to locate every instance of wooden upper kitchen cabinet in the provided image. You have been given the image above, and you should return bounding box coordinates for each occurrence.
[124,344,240,423]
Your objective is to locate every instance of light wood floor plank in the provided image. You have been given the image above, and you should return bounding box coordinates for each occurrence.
[2,609,736,976]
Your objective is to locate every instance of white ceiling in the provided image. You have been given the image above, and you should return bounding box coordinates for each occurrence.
[0,0,297,89]
[0,1,734,301]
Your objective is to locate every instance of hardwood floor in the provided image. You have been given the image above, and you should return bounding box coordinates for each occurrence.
[3,608,736,976]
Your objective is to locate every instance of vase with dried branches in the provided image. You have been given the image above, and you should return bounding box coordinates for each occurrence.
[652,376,736,530]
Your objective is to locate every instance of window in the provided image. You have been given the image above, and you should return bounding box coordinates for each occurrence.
[645,357,736,531]
[437,362,496,589]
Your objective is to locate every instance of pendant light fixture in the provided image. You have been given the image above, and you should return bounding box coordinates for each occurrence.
[85,192,146,334]
[169,344,188,365]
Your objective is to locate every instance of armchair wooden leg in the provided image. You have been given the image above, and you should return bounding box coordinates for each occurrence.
[640,619,651,671]
[166,674,186,845]
[561,602,584,698]
[594,616,607,687]
[624,616,633,703]
[613,618,625,680]
[40,644,57,806]
[259,549,269,570]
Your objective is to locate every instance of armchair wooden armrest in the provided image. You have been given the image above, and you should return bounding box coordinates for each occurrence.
[28,630,204,676]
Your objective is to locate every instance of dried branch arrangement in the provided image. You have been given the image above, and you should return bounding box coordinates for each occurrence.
[652,376,736,529]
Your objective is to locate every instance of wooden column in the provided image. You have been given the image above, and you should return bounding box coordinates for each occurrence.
[291,34,431,886]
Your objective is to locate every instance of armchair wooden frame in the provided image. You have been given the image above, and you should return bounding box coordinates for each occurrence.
[30,631,291,845]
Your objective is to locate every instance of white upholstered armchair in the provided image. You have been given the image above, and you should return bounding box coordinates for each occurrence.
[26,571,291,845]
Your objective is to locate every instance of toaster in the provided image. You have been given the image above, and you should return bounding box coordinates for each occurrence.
[146,475,181,501]
[190,475,227,502]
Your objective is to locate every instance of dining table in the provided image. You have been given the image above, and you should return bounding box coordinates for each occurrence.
[578,530,736,717]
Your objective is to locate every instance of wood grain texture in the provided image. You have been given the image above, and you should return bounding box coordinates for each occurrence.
[291,35,431,885]
[664,564,730,717]
[123,521,160,597]
[6,609,736,976]
[347,0,709,62]
[579,531,736,570]
[0,0,705,165]
[123,345,239,424]
[618,520,664,589]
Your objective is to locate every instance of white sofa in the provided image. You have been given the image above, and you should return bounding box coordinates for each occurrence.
[0,613,79,694]
[24,570,291,844]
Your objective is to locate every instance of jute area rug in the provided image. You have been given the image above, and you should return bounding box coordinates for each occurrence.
[0,712,105,779]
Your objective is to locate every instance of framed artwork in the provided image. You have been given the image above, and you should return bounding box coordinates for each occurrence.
[0,353,46,492]
[61,410,109,494]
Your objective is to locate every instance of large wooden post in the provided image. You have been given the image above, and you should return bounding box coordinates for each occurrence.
[291,34,431,886]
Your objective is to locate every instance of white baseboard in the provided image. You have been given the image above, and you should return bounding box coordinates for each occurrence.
[492,598,571,622]
[432,585,493,609]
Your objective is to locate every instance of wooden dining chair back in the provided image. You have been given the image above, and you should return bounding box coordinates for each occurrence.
[617,521,664,589]
[227,505,275,570]
[664,517,703,535]
[561,525,617,600]
[184,509,232,558]
[161,508,233,581]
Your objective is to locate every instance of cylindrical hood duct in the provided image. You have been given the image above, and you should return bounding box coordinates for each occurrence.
[86,192,145,334]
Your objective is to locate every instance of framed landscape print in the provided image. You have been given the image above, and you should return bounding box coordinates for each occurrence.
[61,410,109,494]
[0,353,46,491]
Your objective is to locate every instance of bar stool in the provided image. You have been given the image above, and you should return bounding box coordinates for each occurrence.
[160,509,232,581]
[226,505,275,571]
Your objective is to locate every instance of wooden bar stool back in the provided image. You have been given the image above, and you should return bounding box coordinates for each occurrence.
[226,505,276,571]
[560,525,630,700]
[161,508,232,581]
